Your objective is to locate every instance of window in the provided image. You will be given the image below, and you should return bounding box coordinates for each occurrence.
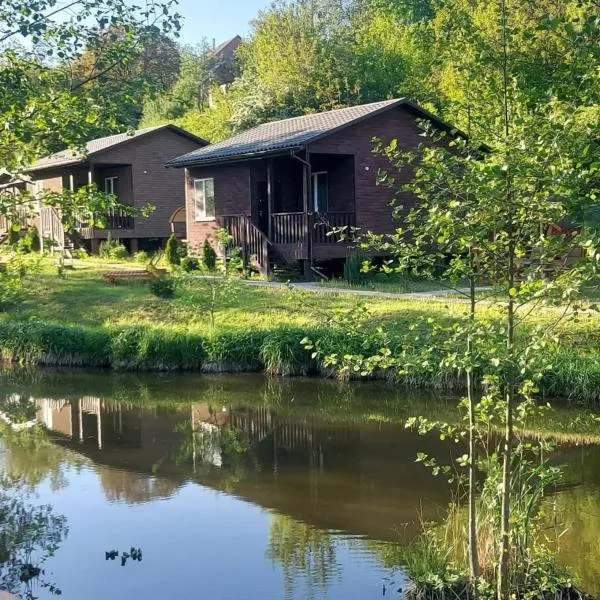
[312,171,328,213]
[104,176,119,197]
[194,178,215,221]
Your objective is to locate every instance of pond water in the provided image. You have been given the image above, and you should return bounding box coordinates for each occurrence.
[1,369,600,600]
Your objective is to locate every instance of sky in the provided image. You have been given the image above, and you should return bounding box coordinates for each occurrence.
[175,0,272,47]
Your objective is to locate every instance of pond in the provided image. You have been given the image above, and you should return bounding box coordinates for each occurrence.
[1,369,600,600]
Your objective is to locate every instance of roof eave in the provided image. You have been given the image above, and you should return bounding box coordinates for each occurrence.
[166,145,305,169]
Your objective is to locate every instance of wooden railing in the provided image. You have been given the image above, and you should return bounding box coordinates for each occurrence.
[0,207,30,235]
[312,212,356,244]
[220,214,270,272]
[272,212,306,245]
[105,208,134,230]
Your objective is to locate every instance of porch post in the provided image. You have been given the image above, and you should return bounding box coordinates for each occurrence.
[267,158,273,240]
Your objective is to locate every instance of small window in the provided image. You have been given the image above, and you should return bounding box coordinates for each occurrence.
[104,176,119,197]
[194,178,215,221]
[312,171,328,213]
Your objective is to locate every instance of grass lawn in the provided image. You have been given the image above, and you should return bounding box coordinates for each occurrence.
[317,273,472,295]
[1,256,600,401]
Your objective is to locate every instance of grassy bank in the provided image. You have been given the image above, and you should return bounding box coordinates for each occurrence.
[2,258,600,402]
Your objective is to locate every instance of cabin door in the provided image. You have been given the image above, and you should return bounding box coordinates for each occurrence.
[256,181,269,234]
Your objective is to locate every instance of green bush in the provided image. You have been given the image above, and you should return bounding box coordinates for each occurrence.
[150,276,176,298]
[343,253,369,284]
[109,244,129,260]
[133,250,149,264]
[177,242,188,259]
[202,240,217,270]
[22,227,40,252]
[7,227,20,246]
[181,257,200,272]
[72,247,88,260]
[165,234,180,265]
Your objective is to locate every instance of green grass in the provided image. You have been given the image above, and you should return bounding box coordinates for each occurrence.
[318,273,471,295]
[2,257,600,402]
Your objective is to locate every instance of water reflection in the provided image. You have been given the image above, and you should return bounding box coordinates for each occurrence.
[1,369,600,599]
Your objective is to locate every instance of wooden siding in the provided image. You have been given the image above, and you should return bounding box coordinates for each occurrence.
[92,128,201,239]
[32,128,203,242]
[308,106,423,236]
[185,163,251,253]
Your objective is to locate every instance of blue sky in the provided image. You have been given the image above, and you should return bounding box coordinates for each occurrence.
[176,0,271,47]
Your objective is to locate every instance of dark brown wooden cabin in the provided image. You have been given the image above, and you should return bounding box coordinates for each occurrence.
[167,98,457,276]
[29,125,207,253]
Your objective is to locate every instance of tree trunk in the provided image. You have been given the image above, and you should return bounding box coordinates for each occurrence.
[467,272,480,592]
[498,293,514,599]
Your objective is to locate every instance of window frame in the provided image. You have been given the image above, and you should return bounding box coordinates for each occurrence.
[312,171,328,213]
[104,176,119,197]
[193,177,216,222]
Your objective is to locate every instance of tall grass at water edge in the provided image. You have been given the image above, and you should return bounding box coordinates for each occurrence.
[1,318,600,403]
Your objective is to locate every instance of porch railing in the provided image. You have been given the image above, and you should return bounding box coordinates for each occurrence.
[105,208,134,230]
[220,214,270,272]
[312,212,356,244]
[272,212,306,245]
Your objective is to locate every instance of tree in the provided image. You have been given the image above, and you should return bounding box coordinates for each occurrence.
[305,0,600,596]
[0,0,181,217]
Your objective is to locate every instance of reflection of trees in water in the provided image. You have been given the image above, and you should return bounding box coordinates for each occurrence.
[0,483,68,599]
[266,513,340,600]
[0,426,80,492]
[98,467,181,504]
[0,424,68,599]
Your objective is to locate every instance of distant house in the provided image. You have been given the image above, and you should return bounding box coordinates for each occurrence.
[28,125,207,253]
[212,35,242,86]
[166,98,458,276]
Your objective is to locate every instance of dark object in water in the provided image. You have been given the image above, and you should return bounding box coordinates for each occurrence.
[20,564,41,582]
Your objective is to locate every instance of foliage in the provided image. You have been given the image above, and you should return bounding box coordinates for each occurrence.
[19,228,39,254]
[165,234,180,266]
[177,230,243,328]
[304,0,600,596]
[342,253,369,284]
[0,254,38,310]
[202,240,217,270]
[7,227,20,247]
[149,276,176,299]
[0,0,178,228]
[181,257,200,272]
[98,233,127,259]
[133,250,150,264]
[109,244,128,260]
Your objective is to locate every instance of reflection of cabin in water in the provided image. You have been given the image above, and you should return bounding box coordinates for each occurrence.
[36,397,450,540]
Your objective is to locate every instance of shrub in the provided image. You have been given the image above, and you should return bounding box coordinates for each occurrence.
[343,253,369,284]
[23,227,40,252]
[202,240,217,270]
[150,276,175,298]
[98,231,129,259]
[7,227,20,246]
[109,244,129,260]
[181,257,200,272]
[177,242,188,259]
[72,247,88,260]
[133,250,149,264]
[165,234,180,266]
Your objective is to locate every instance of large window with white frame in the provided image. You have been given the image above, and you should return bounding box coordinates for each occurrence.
[312,171,328,213]
[104,176,119,197]
[193,178,215,221]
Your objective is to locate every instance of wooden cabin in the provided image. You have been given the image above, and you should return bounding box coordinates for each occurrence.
[166,98,458,277]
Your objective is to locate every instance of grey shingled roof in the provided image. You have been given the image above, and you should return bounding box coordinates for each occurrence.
[167,98,428,168]
[31,125,205,172]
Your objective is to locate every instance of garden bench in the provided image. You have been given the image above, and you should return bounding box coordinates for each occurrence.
[103,268,167,284]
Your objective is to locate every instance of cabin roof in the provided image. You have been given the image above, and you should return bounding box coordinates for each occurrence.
[31,125,207,172]
[166,98,459,168]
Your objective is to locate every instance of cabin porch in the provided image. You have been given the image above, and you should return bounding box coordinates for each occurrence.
[220,153,357,275]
